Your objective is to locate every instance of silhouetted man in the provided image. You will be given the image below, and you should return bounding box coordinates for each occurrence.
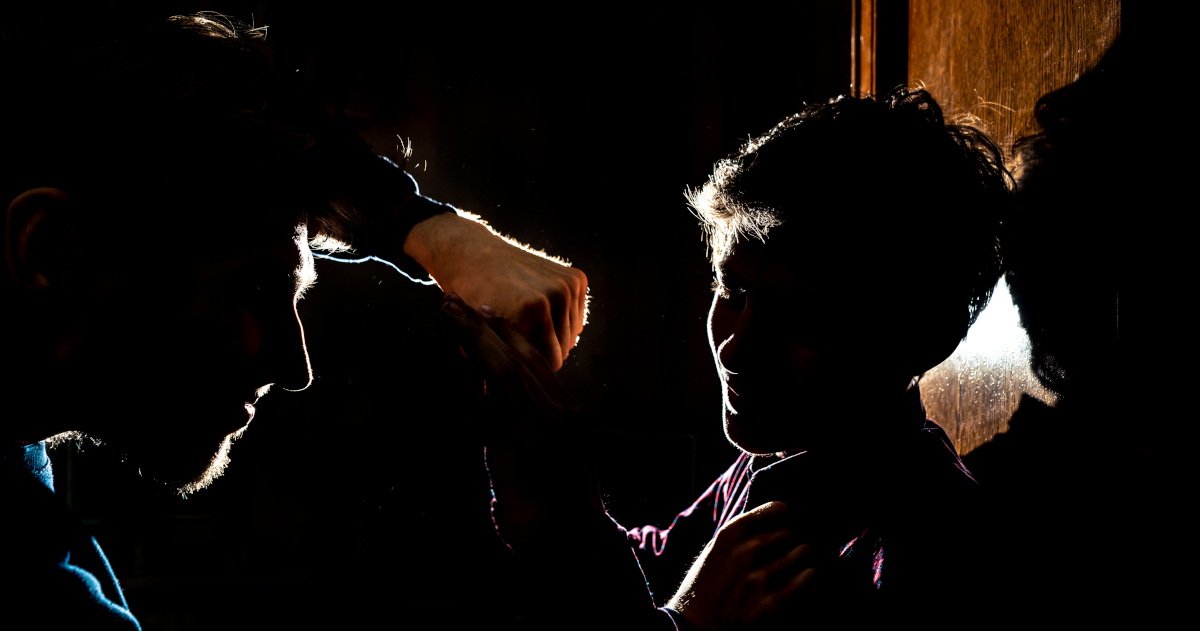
[0,14,586,628]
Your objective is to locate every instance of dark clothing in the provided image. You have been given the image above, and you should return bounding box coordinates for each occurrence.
[632,419,982,623]
[308,119,457,279]
[507,388,983,628]
[319,152,459,282]
[0,156,447,627]
[1,443,141,630]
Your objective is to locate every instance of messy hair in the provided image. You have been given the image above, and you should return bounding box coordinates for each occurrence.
[687,87,1010,331]
[1,12,378,254]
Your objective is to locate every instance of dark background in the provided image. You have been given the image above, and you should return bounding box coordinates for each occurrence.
[4,1,858,628]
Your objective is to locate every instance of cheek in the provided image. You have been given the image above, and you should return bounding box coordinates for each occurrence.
[787,344,823,382]
[707,294,737,357]
[181,295,264,362]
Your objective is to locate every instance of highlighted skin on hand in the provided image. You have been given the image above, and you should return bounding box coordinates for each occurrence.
[440,292,603,548]
[406,211,587,371]
[668,502,816,630]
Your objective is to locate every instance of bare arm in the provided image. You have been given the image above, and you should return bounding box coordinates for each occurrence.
[404,211,587,370]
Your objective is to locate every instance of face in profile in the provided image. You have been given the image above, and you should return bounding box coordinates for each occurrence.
[54,217,317,494]
[706,227,942,455]
[707,232,834,455]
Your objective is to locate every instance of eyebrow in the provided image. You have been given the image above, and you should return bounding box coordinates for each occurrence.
[293,250,318,299]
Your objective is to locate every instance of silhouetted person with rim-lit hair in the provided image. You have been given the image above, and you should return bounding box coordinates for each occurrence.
[961,38,1175,624]
[442,86,1009,629]
[0,13,586,628]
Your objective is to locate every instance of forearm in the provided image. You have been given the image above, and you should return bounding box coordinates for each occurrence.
[330,154,457,278]
[399,208,506,285]
[336,156,527,288]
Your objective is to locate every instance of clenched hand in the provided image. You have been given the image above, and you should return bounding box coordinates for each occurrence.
[440,292,603,548]
[405,212,587,370]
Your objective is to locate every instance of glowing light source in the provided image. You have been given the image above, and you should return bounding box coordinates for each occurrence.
[919,276,1058,456]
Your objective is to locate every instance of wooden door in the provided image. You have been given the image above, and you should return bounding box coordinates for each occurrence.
[856,1,1121,454]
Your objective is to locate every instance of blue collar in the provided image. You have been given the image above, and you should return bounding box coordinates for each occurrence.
[21,442,55,492]
[2,442,56,492]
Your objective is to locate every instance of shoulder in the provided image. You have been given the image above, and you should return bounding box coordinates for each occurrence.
[1,560,141,629]
[1,458,141,629]
[881,421,986,555]
[913,420,979,489]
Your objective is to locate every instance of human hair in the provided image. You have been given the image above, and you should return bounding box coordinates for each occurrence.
[688,87,1010,335]
[0,12,388,256]
[1006,38,1125,396]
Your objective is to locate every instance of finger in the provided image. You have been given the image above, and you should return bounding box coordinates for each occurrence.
[479,305,573,403]
[773,566,817,602]
[574,274,588,339]
[759,543,814,581]
[442,293,552,409]
[520,296,564,372]
[553,285,573,362]
[743,501,790,520]
[720,501,790,541]
[443,293,509,357]
[559,269,587,359]
[733,529,795,568]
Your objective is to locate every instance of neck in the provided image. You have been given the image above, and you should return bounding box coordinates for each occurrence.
[801,377,927,459]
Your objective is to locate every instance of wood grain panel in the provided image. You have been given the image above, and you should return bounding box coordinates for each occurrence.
[907,0,1119,455]
[852,0,876,96]
[908,0,1120,155]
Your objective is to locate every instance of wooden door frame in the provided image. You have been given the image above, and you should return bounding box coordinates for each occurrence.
[852,0,909,97]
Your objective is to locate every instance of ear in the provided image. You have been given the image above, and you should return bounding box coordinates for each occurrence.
[6,187,77,290]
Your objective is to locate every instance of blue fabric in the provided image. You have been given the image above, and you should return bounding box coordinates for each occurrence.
[1,443,141,630]
[20,440,54,492]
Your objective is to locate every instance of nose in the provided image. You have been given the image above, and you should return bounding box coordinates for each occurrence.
[255,302,313,393]
[708,291,753,377]
[278,304,313,391]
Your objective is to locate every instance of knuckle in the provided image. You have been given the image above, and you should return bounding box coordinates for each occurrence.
[714,521,739,540]
[522,295,552,316]
[554,279,572,303]
[732,541,758,561]
[490,315,515,332]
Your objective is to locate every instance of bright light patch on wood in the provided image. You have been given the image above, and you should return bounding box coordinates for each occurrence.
[919,276,1057,456]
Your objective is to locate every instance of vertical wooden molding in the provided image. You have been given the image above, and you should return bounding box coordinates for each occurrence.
[851,0,859,96]
[852,0,877,97]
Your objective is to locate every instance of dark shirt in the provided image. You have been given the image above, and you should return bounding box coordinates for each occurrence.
[311,125,458,279]
[0,154,447,628]
[631,419,982,624]
[506,388,983,629]
[1,443,141,630]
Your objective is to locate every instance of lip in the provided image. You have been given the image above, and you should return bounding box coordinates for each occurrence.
[724,377,744,399]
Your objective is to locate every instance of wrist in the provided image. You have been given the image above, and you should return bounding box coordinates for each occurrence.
[402,211,496,283]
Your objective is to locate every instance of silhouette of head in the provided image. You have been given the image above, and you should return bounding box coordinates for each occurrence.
[1007,39,1126,402]
[1,14,372,493]
[690,88,1009,454]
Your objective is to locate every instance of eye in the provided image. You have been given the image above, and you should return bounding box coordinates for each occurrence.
[221,263,296,304]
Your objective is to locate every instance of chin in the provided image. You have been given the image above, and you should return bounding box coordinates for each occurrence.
[122,425,247,496]
[721,381,821,455]
[723,405,805,455]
